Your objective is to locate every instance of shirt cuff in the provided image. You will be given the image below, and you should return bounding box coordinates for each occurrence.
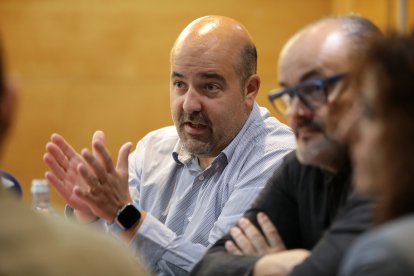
[129,213,176,268]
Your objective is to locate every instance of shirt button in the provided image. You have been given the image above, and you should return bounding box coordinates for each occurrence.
[198,175,205,181]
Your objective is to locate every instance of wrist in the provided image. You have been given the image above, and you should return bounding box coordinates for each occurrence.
[65,205,99,224]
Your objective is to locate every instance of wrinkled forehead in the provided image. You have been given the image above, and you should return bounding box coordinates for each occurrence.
[278,28,352,87]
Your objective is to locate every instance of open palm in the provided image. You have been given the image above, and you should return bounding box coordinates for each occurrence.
[44,133,92,212]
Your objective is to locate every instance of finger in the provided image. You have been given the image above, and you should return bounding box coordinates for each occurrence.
[92,130,105,145]
[116,142,133,177]
[230,226,256,255]
[51,133,78,159]
[238,217,269,254]
[73,184,94,202]
[46,142,69,171]
[43,152,67,181]
[80,149,107,185]
[45,171,70,198]
[77,158,101,194]
[92,141,115,173]
[225,240,242,256]
[92,130,105,157]
[257,212,285,250]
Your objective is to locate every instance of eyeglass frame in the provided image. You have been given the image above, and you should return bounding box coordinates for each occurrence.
[267,73,347,113]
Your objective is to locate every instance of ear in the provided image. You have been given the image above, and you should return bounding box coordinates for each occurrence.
[243,74,260,108]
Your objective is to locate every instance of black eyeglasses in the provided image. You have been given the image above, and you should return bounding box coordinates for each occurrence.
[268,73,346,115]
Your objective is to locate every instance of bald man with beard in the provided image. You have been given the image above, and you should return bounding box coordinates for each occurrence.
[44,15,296,275]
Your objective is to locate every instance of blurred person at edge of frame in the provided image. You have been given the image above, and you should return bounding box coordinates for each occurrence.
[339,31,414,276]
[0,40,148,275]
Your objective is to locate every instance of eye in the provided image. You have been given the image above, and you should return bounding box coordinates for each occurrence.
[204,83,220,93]
[174,81,187,90]
[299,84,325,101]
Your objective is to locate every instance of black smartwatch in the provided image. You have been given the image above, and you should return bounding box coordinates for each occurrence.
[110,202,141,233]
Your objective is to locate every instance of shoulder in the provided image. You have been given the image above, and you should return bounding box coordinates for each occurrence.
[262,150,324,198]
[141,126,178,143]
[137,126,179,152]
[340,215,414,276]
[50,219,148,274]
[359,215,414,253]
[0,195,148,275]
[252,105,296,149]
[270,151,323,183]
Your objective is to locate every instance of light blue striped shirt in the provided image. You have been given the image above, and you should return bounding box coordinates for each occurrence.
[127,103,296,275]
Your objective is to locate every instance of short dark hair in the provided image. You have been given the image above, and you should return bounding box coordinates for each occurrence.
[236,43,257,88]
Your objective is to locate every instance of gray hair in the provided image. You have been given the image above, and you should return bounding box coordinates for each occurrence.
[315,15,383,60]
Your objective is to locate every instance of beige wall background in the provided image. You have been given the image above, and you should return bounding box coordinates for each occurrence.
[0,0,412,209]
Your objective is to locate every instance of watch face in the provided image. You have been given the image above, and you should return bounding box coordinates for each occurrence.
[118,205,141,229]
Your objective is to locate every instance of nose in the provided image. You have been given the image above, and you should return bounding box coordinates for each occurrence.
[288,96,313,121]
[182,88,202,113]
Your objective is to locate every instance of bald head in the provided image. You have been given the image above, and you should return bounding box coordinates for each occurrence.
[281,16,381,67]
[171,15,257,86]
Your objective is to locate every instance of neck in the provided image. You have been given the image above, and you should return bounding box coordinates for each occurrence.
[320,150,349,174]
[198,156,215,170]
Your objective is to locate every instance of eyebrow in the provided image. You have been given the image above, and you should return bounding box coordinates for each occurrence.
[279,69,323,88]
[299,69,323,83]
[198,72,226,83]
[171,71,226,84]
[171,72,184,79]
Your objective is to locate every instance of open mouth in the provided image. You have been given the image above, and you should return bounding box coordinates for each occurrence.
[184,122,208,135]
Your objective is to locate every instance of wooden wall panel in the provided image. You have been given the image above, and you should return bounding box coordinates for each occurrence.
[332,0,414,32]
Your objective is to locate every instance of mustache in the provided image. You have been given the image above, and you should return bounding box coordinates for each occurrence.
[179,112,211,126]
[296,119,340,144]
[295,120,324,132]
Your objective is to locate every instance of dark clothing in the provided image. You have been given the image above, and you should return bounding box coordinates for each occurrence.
[191,151,374,276]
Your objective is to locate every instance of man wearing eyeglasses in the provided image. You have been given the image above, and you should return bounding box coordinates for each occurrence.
[191,15,381,276]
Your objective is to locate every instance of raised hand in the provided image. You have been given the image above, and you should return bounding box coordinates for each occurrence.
[74,130,133,223]
[44,133,92,213]
[225,212,286,256]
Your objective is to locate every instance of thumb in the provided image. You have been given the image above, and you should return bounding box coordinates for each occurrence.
[116,142,133,177]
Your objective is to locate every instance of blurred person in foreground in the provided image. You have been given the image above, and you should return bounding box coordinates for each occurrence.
[0,43,147,275]
[339,31,414,276]
[191,15,381,276]
[43,15,296,275]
